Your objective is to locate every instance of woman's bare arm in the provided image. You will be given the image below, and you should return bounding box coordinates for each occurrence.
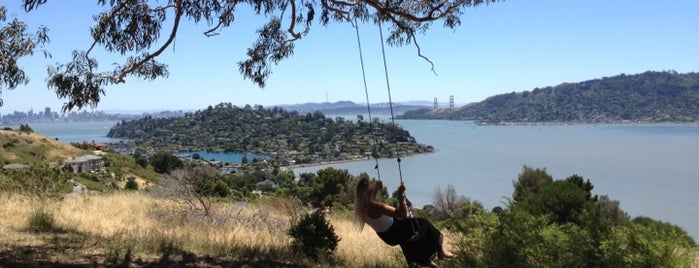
[371,200,408,219]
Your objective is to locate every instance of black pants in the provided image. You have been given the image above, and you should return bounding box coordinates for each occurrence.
[377,218,443,266]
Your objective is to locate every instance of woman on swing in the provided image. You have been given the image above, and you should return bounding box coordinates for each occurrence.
[354,177,455,267]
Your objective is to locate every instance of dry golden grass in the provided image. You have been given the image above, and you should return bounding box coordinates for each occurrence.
[0,192,406,267]
[0,194,44,245]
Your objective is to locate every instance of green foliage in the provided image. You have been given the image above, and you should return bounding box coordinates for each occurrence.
[124,177,139,190]
[516,180,589,225]
[211,179,230,197]
[308,167,356,209]
[72,175,108,192]
[0,6,50,107]
[600,223,696,267]
[27,207,55,232]
[18,124,34,132]
[150,151,183,174]
[0,166,71,199]
[287,210,340,260]
[401,71,699,123]
[101,152,160,183]
[631,216,695,246]
[512,166,553,202]
[446,168,696,268]
[133,152,148,168]
[594,195,631,225]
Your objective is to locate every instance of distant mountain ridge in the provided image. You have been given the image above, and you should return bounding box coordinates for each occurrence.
[279,101,431,116]
[399,71,699,123]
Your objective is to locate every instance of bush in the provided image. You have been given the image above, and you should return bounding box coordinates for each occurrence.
[450,168,697,268]
[19,124,34,133]
[124,177,139,190]
[211,179,230,197]
[150,151,183,174]
[601,223,696,267]
[287,210,340,260]
[27,208,55,232]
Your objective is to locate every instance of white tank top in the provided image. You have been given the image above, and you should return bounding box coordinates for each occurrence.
[364,214,393,233]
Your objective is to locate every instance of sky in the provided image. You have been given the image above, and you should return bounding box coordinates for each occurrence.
[1,0,698,113]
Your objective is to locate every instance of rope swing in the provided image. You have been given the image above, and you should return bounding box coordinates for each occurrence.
[353,15,420,239]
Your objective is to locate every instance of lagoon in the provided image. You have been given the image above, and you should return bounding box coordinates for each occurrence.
[189,151,269,163]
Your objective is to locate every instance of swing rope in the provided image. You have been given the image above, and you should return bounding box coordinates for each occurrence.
[376,19,406,185]
[354,16,420,239]
[352,18,382,182]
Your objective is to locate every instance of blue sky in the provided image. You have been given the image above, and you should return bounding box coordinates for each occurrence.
[1,0,698,113]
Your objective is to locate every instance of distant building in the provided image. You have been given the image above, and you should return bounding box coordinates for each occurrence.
[64,155,104,173]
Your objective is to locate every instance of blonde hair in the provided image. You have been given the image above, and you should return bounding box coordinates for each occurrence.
[354,177,373,231]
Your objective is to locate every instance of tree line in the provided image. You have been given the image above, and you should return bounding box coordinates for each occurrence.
[400,71,699,123]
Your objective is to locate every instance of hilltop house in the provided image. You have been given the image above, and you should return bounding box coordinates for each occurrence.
[64,155,104,174]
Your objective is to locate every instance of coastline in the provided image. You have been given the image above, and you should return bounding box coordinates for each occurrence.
[283,157,371,170]
[282,150,436,171]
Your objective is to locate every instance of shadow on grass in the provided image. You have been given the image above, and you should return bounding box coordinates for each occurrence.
[0,228,308,268]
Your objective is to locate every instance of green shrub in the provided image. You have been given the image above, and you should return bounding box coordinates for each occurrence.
[601,223,696,267]
[450,168,697,268]
[211,179,230,197]
[124,177,139,190]
[27,208,55,232]
[287,210,340,260]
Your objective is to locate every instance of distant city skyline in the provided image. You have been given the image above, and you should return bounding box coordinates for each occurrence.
[1,0,697,113]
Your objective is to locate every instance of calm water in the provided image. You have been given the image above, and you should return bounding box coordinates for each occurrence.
[8,121,123,143]
[190,151,269,163]
[18,120,699,240]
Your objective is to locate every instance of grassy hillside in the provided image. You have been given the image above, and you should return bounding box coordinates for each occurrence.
[400,71,699,123]
[0,129,161,192]
[0,130,88,166]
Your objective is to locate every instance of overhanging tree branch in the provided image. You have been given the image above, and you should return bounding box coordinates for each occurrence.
[8,0,499,111]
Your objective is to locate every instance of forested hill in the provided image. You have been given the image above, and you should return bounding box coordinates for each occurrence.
[399,71,699,123]
[108,103,433,164]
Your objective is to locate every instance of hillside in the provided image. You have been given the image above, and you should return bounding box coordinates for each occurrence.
[0,129,87,166]
[108,103,434,165]
[400,71,699,123]
[279,100,431,116]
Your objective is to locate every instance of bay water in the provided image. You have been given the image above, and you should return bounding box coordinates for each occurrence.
[17,120,699,240]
